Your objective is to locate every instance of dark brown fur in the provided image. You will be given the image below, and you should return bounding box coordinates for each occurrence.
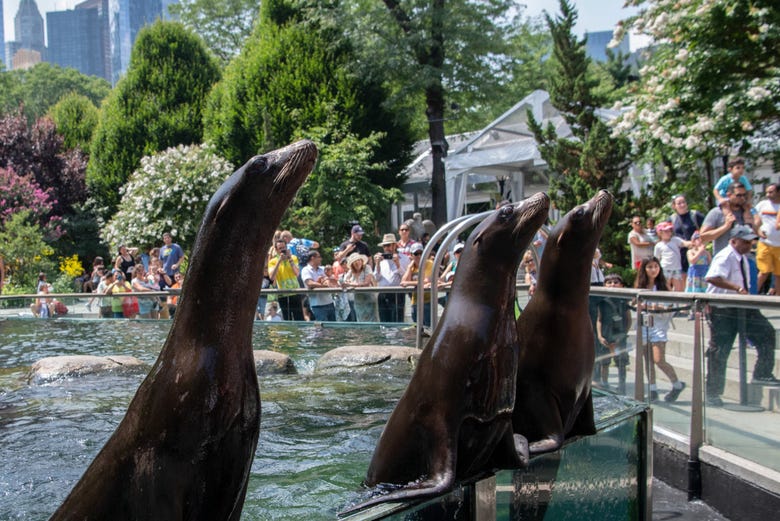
[51,141,317,521]
[512,190,613,453]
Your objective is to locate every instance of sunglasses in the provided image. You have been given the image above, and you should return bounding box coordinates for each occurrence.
[413,251,422,256]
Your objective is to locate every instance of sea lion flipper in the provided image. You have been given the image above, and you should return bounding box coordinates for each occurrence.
[568,389,597,437]
[528,434,563,454]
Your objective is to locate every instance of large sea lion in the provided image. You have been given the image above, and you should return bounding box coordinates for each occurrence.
[512,189,613,454]
[51,140,317,521]
[343,192,550,514]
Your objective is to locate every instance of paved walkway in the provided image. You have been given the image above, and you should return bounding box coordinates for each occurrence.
[653,479,730,521]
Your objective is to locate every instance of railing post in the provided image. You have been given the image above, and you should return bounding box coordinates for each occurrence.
[688,299,704,500]
[634,294,646,402]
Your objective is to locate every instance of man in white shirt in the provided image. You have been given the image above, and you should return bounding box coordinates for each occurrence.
[753,183,780,294]
[373,233,408,322]
[704,225,779,407]
[301,250,336,321]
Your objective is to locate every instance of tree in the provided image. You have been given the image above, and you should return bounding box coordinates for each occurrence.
[169,0,260,64]
[48,93,100,152]
[0,108,88,219]
[0,210,56,291]
[203,0,414,190]
[283,115,404,249]
[341,0,518,225]
[87,21,221,220]
[102,144,234,251]
[0,166,55,227]
[528,0,632,266]
[0,62,110,121]
[612,0,780,169]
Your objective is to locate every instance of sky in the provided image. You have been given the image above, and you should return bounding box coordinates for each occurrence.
[3,0,646,50]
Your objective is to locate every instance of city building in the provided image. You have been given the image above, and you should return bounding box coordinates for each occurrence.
[585,29,629,63]
[0,0,5,67]
[14,0,45,56]
[47,6,104,79]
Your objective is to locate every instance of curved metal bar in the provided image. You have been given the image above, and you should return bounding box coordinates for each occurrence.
[415,210,494,348]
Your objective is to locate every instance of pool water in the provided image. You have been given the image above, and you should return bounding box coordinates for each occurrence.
[0,319,416,520]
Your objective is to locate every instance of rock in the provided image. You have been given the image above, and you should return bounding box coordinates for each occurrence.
[253,350,297,375]
[29,355,148,384]
[315,345,421,375]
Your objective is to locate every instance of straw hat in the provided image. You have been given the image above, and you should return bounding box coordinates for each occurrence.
[378,233,397,246]
[346,252,369,269]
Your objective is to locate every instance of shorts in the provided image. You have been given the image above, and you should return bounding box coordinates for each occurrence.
[664,268,683,280]
[756,242,780,275]
[642,325,668,343]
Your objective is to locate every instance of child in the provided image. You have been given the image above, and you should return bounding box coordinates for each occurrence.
[596,273,632,394]
[685,231,711,293]
[265,301,283,322]
[635,257,686,402]
[654,221,691,291]
[645,217,659,245]
[713,157,753,224]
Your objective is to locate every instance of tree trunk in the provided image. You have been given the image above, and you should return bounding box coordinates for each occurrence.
[426,86,447,226]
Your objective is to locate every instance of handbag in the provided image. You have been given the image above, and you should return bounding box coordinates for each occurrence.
[122,296,140,317]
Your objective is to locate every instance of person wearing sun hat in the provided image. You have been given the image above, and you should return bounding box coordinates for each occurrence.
[341,252,378,321]
[374,233,407,322]
[704,224,779,407]
[401,242,434,326]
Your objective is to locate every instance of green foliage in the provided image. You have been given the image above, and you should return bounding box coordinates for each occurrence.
[169,0,259,64]
[614,0,780,167]
[283,117,403,249]
[47,93,100,152]
[102,144,234,252]
[87,21,221,220]
[0,210,56,291]
[203,3,413,189]
[0,62,110,122]
[529,0,633,267]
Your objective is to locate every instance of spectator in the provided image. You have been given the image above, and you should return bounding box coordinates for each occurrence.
[671,194,705,288]
[335,225,371,263]
[36,272,48,292]
[685,231,711,293]
[704,225,779,407]
[146,257,172,319]
[30,283,53,318]
[265,302,283,322]
[396,224,417,259]
[280,230,319,268]
[131,265,156,319]
[301,250,336,321]
[700,182,753,255]
[635,257,685,402]
[374,233,407,322]
[105,270,133,318]
[268,239,304,321]
[596,273,632,394]
[713,157,752,208]
[341,253,378,322]
[114,245,138,279]
[83,256,105,294]
[654,221,690,291]
[645,217,659,245]
[160,232,185,277]
[401,243,434,327]
[256,266,273,321]
[753,183,780,294]
[95,271,115,318]
[521,250,537,297]
[167,273,184,318]
[628,215,654,269]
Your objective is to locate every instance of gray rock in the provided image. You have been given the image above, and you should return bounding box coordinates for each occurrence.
[253,350,297,375]
[29,355,148,384]
[315,345,421,375]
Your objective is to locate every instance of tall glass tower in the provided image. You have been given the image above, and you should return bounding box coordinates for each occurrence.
[14,0,45,55]
[109,0,173,84]
[0,0,5,67]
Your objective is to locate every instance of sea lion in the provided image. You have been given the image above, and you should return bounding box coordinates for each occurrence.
[50,140,317,521]
[512,189,613,454]
[343,192,550,514]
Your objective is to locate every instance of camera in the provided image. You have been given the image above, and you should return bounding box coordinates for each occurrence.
[382,253,393,260]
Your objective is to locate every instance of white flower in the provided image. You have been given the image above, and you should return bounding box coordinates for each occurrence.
[741,121,754,131]
[747,86,771,102]
[684,135,701,149]
[713,98,728,115]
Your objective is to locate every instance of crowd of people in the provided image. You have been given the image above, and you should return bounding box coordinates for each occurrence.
[599,157,780,405]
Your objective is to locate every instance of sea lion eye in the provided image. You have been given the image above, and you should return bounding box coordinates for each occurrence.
[573,207,585,220]
[499,205,514,221]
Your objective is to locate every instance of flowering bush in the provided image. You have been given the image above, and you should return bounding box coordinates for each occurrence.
[0,166,55,225]
[611,0,779,164]
[101,144,234,251]
[0,210,56,291]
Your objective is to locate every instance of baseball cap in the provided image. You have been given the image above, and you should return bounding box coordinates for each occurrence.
[655,221,673,233]
[730,224,758,241]
[453,243,464,253]
[351,224,364,235]
[410,243,424,255]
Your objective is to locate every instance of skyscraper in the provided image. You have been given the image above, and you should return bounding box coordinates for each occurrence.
[47,7,104,78]
[14,0,45,56]
[109,0,170,83]
[0,0,6,68]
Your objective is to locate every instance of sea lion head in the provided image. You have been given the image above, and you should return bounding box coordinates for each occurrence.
[552,189,613,253]
[186,140,318,296]
[464,192,550,268]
